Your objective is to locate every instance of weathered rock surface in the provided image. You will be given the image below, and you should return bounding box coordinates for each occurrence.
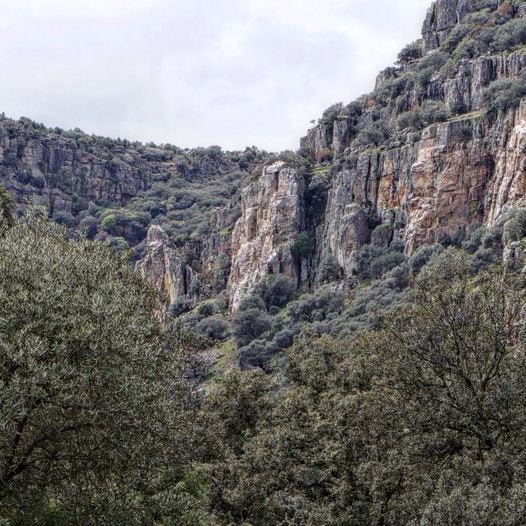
[421,0,489,52]
[137,225,193,306]
[228,162,305,310]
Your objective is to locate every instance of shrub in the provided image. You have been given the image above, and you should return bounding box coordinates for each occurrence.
[321,103,343,123]
[237,341,274,371]
[170,297,194,317]
[306,174,329,217]
[482,72,526,112]
[238,295,267,312]
[101,213,117,231]
[354,120,389,147]
[318,256,342,284]
[408,244,444,275]
[490,17,526,52]
[254,275,295,310]
[353,243,406,280]
[503,208,526,242]
[397,41,423,64]
[288,289,344,323]
[195,317,229,340]
[233,307,272,348]
[397,101,449,130]
[107,236,129,252]
[369,251,406,279]
[290,232,312,259]
[198,302,215,317]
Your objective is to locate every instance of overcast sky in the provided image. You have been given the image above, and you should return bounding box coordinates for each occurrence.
[0,0,431,151]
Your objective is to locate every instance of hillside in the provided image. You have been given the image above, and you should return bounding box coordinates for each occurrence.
[1,0,526,371]
[3,1,526,524]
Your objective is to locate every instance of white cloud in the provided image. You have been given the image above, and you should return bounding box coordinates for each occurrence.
[0,0,431,151]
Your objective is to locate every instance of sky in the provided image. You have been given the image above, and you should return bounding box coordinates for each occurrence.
[0,0,431,151]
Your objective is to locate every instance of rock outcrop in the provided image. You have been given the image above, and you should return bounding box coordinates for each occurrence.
[0,119,157,213]
[228,162,305,310]
[137,225,194,306]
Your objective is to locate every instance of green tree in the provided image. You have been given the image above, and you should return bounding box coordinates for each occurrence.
[207,250,526,525]
[0,185,15,235]
[290,232,312,259]
[0,214,208,525]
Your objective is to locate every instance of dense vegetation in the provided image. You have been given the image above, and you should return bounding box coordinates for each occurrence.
[0,212,210,525]
[0,114,275,263]
[1,1,526,523]
[1,204,526,525]
[203,251,526,525]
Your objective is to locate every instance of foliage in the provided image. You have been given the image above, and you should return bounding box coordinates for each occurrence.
[206,250,526,525]
[232,297,272,348]
[482,71,526,111]
[254,275,295,310]
[397,40,423,64]
[0,214,207,524]
[397,101,449,130]
[354,120,390,147]
[290,232,312,259]
[0,185,14,235]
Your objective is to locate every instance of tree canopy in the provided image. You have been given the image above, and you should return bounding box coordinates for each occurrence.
[0,214,208,525]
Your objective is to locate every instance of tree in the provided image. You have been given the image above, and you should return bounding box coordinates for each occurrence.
[232,303,271,348]
[396,40,423,64]
[207,250,526,525]
[0,214,208,525]
[290,232,312,259]
[254,275,295,310]
[0,185,14,235]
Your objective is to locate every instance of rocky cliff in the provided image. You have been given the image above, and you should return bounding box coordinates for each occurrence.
[290,0,526,288]
[228,162,305,309]
[1,0,526,318]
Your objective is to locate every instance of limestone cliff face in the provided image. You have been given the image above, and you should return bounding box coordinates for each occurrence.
[228,162,305,310]
[421,0,489,52]
[137,225,193,306]
[226,0,526,302]
[138,208,235,309]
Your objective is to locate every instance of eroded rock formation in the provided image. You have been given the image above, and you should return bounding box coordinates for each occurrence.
[137,225,193,306]
[228,162,305,310]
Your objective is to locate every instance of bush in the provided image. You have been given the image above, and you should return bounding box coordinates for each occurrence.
[52,210,76,228]
[369,251,406,279]
[170,297,194,317]
[482,72,526,112]
[408,244,444,274]
[321,102,343,123]
[503,208,526,242]
[318,256,342,284]
[196,317,229,340]
[353,243,406,280]
[254,275,295,310]
[491,17,526,52]
[354,120,389,147]
[233,306,272,348]
[288,289,344,323]
[290,232,312,259]
[397,41,423,64]
[397,101,449,130]
[101,213,117,231]
[237,341,274,370]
